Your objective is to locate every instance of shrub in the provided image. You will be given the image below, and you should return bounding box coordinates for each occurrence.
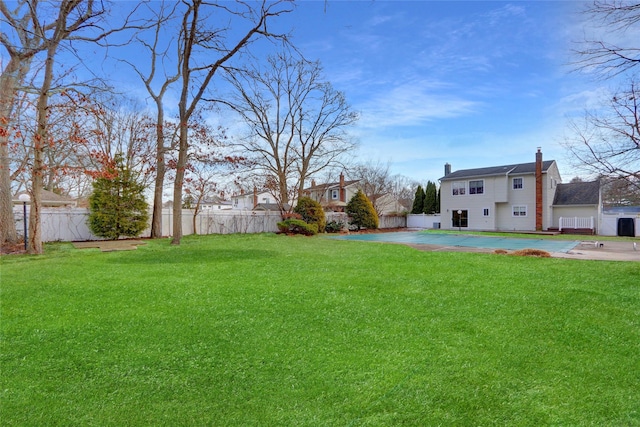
[346,190,379,230]
[277,219,318,236]
[294,197,326,232]
[325,220,344,233]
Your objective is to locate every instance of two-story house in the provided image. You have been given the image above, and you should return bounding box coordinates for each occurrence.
[305,173,361,212]
[439,149,589,232]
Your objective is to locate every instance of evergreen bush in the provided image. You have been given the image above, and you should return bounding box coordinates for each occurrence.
[346,190,379,230]
[325,220,344,233]
[277,219,318,235]
[294,196,326,232]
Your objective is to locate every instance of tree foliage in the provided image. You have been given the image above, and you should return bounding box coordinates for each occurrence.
[423,181,438,214]
[411,185,425,214]
[88,155,149,240]
[346,189,378,230]
[294,196,326,233]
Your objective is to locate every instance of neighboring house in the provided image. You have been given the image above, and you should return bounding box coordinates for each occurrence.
[230,187,290,211]
[305,173,360,212]
[198,196,232,211]
[373,193,410,215]
[439,149,600,233]
[13,190,77,207]
[305,173,408,214]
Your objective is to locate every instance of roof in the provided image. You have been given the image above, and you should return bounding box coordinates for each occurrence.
[307,179,360,191]
[13,190,76,207]
[552,181,600,206]
[440,160,555,181]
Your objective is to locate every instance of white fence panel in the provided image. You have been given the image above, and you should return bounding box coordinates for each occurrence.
[407,214,441,229]
[196,211,281,234]
[13,207,408,242]
[326,212,406,229]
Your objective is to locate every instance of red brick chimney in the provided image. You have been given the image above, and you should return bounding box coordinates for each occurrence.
[339,172,345,202]
[535,148,543,231]
[253,186,258,208]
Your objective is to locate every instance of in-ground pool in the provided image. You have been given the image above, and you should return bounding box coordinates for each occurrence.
[328,232,579,253]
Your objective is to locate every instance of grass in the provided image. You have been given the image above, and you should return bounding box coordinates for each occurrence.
[1,233,639,426]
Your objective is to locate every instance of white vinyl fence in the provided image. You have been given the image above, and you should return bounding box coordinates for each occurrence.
[406,214,442,229]
[13,207,407,243]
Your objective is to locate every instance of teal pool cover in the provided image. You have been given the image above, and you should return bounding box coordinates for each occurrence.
[329,232,579,253]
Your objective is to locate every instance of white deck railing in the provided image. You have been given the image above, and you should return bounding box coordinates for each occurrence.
[559,216,594,231]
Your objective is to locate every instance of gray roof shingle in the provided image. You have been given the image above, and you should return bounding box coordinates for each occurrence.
[440,160,555,181]
[553,181,600,206]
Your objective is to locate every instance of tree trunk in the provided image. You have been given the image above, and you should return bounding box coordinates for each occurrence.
[0,56,30,245]
[171,123,188,245]
[150,111,166,238]
[28,43,58,254]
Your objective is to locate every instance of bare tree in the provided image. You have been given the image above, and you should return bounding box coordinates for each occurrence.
[0,0,55,245]
[564,81,640,190]
[221,50,358,213]
[0,0,146,252]
[124,1,181,238]
[568,1,640,193]
[169,0,293,245]
[573,1,640,78]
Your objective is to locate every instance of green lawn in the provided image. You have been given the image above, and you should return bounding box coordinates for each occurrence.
[1,234,639,426]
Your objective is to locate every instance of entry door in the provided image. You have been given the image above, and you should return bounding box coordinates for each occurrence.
[452,210,468,228]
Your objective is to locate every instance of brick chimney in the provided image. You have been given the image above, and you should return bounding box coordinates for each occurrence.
[444,163,451,176]
[253,186,258,208]
[311,179,316,187]
[339,172,345,202]
[535,148,543,231]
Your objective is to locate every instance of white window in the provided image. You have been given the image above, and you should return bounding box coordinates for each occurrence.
[331,189,339,200]
[469,180,484,195]
[512,205,527,217]
[452,181,466,196]
[513,177,523,190]
[483,208,490,217]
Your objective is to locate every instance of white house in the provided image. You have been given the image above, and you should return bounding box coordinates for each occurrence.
[230,187,292,211]
[439,149,601,233]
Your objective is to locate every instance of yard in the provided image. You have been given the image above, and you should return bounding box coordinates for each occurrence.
[1,233,639,426]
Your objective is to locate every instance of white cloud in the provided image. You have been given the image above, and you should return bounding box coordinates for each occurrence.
[355,80,480,129]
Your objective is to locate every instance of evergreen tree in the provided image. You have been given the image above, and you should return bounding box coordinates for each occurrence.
[436,187,441,213]
[411,185,425,214]
[346,189,379,230]
[88,155,149,240]
[423,181,437,214]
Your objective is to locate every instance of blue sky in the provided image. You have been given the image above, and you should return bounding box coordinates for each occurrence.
[271,0,596,183]
[3,0,604,186]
